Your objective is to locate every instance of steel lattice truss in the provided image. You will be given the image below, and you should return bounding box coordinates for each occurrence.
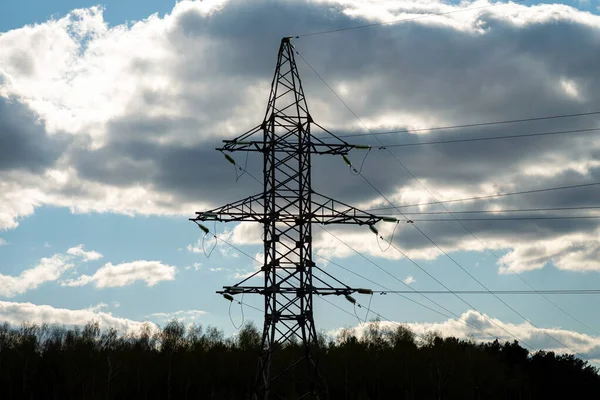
[191,37,386,400]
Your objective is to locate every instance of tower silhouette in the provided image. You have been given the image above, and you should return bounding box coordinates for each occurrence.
[191,37,389,399]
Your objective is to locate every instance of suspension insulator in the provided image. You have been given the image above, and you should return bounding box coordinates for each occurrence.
[197,223,209,234]
[224,154,236,165]
[342,155,352,167]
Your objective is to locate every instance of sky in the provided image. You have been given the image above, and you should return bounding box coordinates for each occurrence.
[2,0,600,364]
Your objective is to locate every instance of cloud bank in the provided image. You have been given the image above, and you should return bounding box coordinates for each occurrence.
[0,245,99,297]
[2,0,600,274]
[62,260,177,288]
[0,300,156,334]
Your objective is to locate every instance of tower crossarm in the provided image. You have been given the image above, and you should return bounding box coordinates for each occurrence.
[310,192,383,225]
[190,192,387,226]
[218,286,358,296]
[190,193,265,223]
[306,122,361,155]
[218,135,358,155]
[217,114,361,156]
[219,124,264,153]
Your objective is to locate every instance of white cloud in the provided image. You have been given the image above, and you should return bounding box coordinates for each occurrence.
[0,238,6,246]
[186,243,199,253]
[185,262,203,271]
[498,232,600,274]
[149,309,207,323]
[403,275,415,285]
[0,253,74,297]
[66,244,103,261]
[62,260,177,288]
[0,300,156,334]
[86,302,108,312]
[0,244,104,297]
[230,222,262,245]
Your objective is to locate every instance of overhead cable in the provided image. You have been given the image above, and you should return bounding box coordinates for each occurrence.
[404,216,600,222]
[314,240,504,339]
[395,206,600,215]
[373,289,600,295]
[368,127,600,148]
[366,182,600,211]
[338,113,600,139]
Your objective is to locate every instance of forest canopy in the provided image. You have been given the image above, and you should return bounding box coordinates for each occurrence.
[0,319,598,399]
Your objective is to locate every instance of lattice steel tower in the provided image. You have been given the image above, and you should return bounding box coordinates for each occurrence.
[191,37,389,399]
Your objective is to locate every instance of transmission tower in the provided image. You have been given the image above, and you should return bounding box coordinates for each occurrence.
[191,37,392,400]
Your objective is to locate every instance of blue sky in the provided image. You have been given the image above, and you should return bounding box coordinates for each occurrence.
[2,0,600,363]
[0,0,175,31]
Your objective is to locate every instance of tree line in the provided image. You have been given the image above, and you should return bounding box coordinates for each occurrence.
[0,319,597,399]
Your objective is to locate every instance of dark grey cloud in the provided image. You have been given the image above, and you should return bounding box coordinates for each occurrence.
[0,97,66,172]
[67,2,600,230]
[4,0,600,269]
[71,132,260,204]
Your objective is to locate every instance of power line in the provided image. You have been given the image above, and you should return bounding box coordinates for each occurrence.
[297,47,546,351]
[366,182,600,211]
[215,225,501,342]
[368,155,600,336]
[367,127,600,148]
[236,300,263,314]
[212,219,500,341]
[314,252,455,319]
[373,289,600,295]
[314,229,600,360]
[352,113,600,347]
[208,231,260,265]
[317,225,536,350]
[315,229,506,341]
[296,0,526,38]
[225,51,599,355]
[338,114,600,139]
[294,2,600,341]
[300,45,598,351]
[317,296,404,330]
[316,295,434,342]
[395,206,600,215]
[406,216,600,222]
[366,120,600,362]
[213,167,597,356]
[379,222,596,363]
[299,52,600,339]
[295,49,598,363]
